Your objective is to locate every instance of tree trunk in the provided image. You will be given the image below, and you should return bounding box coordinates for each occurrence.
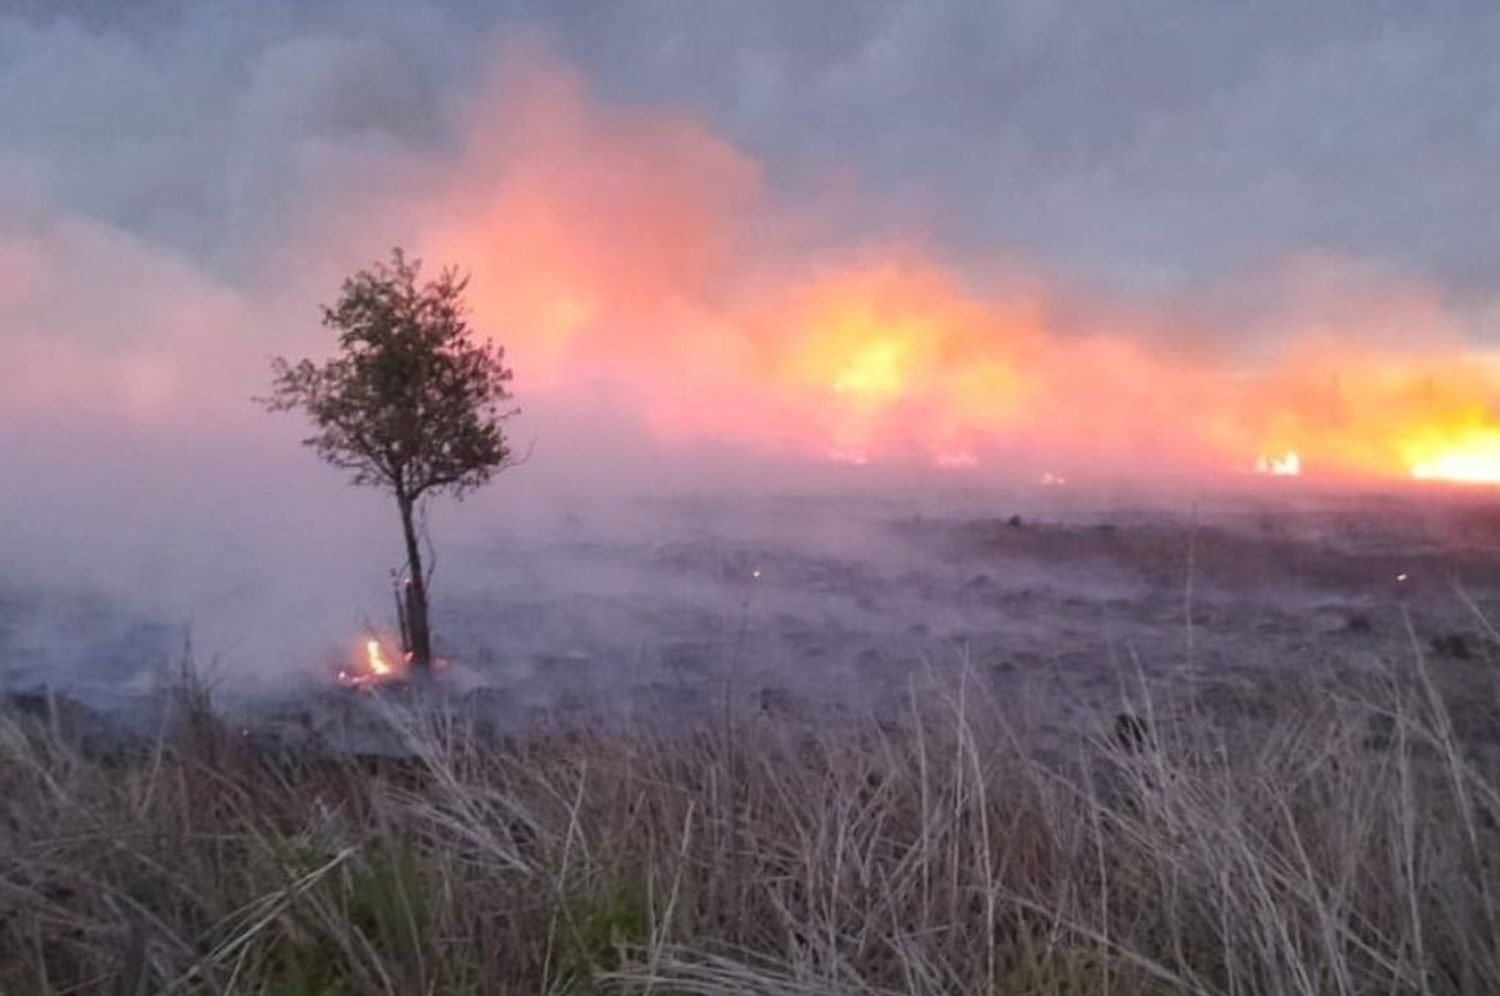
[397,495,433,668]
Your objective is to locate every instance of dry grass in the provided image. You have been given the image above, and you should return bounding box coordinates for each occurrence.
[0,649,1497,995]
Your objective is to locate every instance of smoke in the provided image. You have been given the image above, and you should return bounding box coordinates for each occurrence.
[2,10,1499,695]
[404,49,1500,482]
[5,27,1496,480]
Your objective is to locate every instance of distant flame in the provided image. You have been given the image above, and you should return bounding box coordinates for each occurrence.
[1255,451,1302,477]
[1407,430,1500,483]
[934,451,978,469]
[832,339,909,402]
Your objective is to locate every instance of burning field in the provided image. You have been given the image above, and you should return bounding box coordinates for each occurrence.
[404,55,1500,489]
[7,8,1500,990]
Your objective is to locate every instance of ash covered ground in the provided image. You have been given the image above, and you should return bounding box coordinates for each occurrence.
[5,481,1500,750]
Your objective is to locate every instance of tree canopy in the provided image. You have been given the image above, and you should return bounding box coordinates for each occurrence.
[262,248,516,505]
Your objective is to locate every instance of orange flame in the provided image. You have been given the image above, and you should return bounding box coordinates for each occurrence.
[1406,430,1500,484]
[10,51,1499,491]
[336,638,403,689]
[365,639,392,676]
[402,55,1500,488]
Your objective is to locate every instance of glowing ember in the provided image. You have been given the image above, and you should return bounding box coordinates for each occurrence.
[1255,451,1302,477]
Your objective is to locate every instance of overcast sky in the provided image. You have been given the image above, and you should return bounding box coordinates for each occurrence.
[4,0,1498,305]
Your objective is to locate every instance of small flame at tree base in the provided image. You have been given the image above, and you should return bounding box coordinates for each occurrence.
[334,638,450,690]
[336,639,407,690]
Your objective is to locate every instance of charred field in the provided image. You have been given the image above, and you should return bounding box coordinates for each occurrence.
[5,479,1500,752]
[422,480,1500,749]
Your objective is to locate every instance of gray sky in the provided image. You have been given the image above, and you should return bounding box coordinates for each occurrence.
[3,0,1498,302]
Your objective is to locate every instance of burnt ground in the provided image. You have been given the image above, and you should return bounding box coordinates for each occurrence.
[5,482,1500,753]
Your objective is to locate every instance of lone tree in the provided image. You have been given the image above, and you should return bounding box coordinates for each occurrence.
[262,248,516,669]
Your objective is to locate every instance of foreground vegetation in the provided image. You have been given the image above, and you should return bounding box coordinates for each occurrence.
[1,649,1497,995]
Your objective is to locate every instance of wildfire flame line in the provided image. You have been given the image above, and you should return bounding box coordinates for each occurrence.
[12,54,1500,490]
[416,61,1500,488]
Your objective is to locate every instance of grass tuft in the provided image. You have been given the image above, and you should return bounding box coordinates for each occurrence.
[1,646,1496,994]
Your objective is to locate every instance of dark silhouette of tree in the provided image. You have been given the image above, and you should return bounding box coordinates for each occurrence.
[261,248,516,669]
